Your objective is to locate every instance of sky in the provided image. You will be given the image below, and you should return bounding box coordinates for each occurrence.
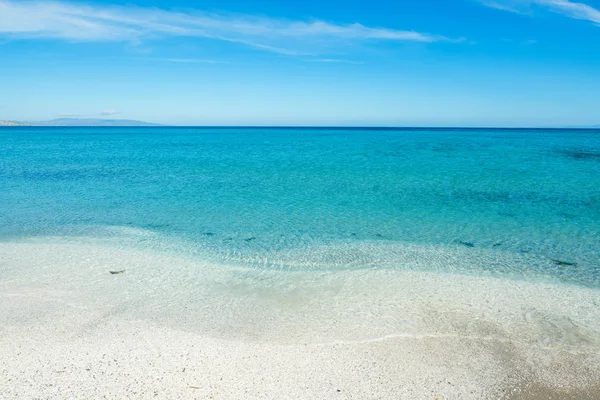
[0,0,599,127]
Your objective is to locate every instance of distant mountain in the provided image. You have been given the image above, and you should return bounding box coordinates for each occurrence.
[37,118,160,127]
[0,118,160,127]
[0,120,28,126]
[562,125,600,129]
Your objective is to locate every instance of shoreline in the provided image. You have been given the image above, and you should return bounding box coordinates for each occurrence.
[2,240,600,398]
[3,309,600,399]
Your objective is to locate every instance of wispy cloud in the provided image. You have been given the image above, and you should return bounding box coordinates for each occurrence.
[304,58,365,64]
[540,0,600,24]
[58,113,87,118]
[479,0,532,14]
[478,0,600,24]
[140,57,225,64]
[522,38,537,45]
[59,110,120,118]
[0,1,452,55]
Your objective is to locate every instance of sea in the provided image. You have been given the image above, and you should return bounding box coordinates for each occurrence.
[1,126,599,345]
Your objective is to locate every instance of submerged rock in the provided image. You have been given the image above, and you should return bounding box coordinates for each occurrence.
[145,223,171,229]
[560,150,600,161]
[552,259,578,267]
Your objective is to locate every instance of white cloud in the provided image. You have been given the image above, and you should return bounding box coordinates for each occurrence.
[522,38,538,44]
[58,113,88,118]
[304,58,365,64]
[539,0,600,23]
[478,0,532,14]
[142,58,224,64]
[0,1,451,55]
[478,0,600,24]
[59,110,120,117]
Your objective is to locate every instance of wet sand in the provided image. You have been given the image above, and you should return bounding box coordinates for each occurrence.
[1,241,600,399]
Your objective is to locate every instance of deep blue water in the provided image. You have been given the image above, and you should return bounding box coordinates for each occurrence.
[1,127,599,286]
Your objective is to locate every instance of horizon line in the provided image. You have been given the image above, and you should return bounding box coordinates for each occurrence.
[1,125,598,130]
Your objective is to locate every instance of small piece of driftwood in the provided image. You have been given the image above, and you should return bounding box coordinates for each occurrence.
[109,270,125,275]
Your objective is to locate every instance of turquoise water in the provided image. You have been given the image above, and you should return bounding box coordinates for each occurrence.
[1,127,599,286]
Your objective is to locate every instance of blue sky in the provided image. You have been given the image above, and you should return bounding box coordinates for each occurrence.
[1,0,599,126]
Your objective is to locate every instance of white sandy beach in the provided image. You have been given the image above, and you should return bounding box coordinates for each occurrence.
[2,241,600,399]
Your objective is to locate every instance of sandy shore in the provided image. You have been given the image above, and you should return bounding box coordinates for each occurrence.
[1,241,600,399]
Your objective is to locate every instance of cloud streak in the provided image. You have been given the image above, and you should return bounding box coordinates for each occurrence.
[479,0,600,24]
[59,110,120,117]
[140,57,225,64]
[0,1,451,55]
[304,58,365,64]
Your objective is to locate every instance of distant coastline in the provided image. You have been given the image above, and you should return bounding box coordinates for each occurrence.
[1,119,599,129]
[0,118,160,127]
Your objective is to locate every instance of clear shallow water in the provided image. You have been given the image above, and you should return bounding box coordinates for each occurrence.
[1,127,599,286]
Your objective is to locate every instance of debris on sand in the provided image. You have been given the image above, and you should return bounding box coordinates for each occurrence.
[109,270,125,275]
